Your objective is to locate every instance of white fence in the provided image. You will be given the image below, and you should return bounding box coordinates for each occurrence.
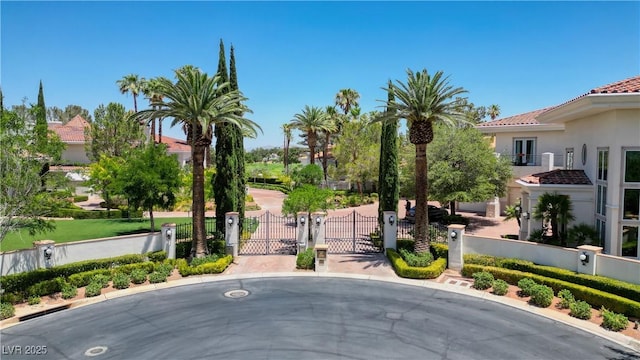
[1,233,164,276]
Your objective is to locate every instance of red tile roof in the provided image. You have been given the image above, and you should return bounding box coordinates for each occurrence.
[589,76,640,94]
[156,135,191,153]
[477,107,554,127]
[520,169,592,185]
[48,115,90,143]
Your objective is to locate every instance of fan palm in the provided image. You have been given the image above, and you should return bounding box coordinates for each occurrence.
[533,192,575,246]
[385,69,467,253]
[335,88,360,115]
[290,105,328,165]
[117,74,145,113]
[488,104,501,120]
[135,66,259,257]
[141,77,165,144]
[321,106,340,183]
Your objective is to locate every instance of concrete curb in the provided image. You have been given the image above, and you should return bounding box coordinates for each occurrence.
[1,272,639,353]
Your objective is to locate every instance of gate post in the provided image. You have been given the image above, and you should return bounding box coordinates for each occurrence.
[383,211,397,252]
[447,224,466,271]
[162,223,177,259]
[225,212,240,257]
[297,212,309,253]
[34,240,55,269]
[311,212,326,245]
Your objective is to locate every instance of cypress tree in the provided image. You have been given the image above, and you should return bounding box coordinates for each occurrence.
[213,39,238,237]
[229,45,246,232]
[378,81,399,232]
[35,81,48,148]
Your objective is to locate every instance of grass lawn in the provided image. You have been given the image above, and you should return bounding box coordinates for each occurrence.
[1,217,193,252]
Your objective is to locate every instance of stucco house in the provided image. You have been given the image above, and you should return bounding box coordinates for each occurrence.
[477,76,640,258]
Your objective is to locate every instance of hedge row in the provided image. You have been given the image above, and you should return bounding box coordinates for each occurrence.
[176,255,233,276]
[387,249,447,279]
[396,240,449,260]
[462,264,640,318]
[463,254,640,302]
[54,208,143,219]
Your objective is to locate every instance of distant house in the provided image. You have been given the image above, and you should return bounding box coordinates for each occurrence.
[477,76,640,258]
[48,115,192,166]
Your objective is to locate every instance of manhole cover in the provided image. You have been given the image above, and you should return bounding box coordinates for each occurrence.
[224,289,249,298]
[84,346,108,357]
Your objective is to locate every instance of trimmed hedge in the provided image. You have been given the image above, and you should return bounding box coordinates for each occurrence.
[462,264,640,318]
[387,249,447,279]
[396,240,448,260]
[68,269,113,288]
[176,255,233,276]
[54,208,143,219]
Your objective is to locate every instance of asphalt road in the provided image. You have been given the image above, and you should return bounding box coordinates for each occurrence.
[2,278,639,360]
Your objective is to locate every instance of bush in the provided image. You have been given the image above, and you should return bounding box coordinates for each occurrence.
[155,263,174,277]
[68,269,112,288]
[529,284,554,307]
[27,277,65,297]
[2,292,25,305]
[130,269,148,284]
[61,283,77,299]
[472,272,494,290]
[28,295,41,305]
[600,308,628,332]
[112,273,131,290]
[492,279,509,296]
[73,195,89,202]
[557,289,575,309]
[296,248,314,270]
[93,274,111,288]
[387,249,447,279]
[569,300,592,320]
[148,271,167,284]
[84,281,103,297]
[147,250,167,262]
[464,254,506,267]
[190,254,221,267]
[518,278,537,296]
[177,255,233,277]
[399,248,434,267]
[1,303,15,320]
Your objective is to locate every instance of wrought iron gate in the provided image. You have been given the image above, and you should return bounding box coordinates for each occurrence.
[239,211,297,255]
[325,211,381,254]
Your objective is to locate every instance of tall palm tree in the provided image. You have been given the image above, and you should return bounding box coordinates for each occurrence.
[141,77,165,144]
[533,192,575,246]
[335,88,360,115]
[385,69,467,254]
[488,104,501,120]
[282,123,292,174]
[321,106,340,183]
[135,66,259,258]
[290,105,328,165]
[117,74,145,113]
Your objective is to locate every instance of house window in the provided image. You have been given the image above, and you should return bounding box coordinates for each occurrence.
[623,189,640,220]
[513,138,536,165]
[595,148,608,248]
[566,148,574,170]
[598,149,608,181]
[621,148,640,258]
[621,226,638,258]
[624,150,640,182]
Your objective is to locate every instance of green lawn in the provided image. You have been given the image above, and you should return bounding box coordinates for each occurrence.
[1,217,193,252]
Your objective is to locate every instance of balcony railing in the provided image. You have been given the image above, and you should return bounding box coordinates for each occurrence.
[500,153,564,167]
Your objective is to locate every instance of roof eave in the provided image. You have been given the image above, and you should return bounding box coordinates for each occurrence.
[476,123,564,134]
[537,93,640,124]
[515,179,594,189]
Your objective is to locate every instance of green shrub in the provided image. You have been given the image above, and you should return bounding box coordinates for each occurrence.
[177,255,233,276]
[1,302,15,320]
[472,272,495,290]
[73,195,89,202]
[600,308,628,332]
[112,261,155,275]
[387,249,447,279]
[190,254,221,267]
[68,269,112,288]
[529,284,554,307]
[569,300,592,320]
[148,271,167,284]
[27,277,65,297]
[431,243,448,260]
[93,274,111,288]
[130,269,148,284]
[492,279,509,296]
[399,248,434,267]
[84,281,103,297]
[112,273,131,290]
[464,254,506,267]
[175,239,225,259]
[296,248,314,270]
[558,289,575,309]
[61,283,78,299]
[155,263,174,277]
[146,250,167,262]
[518,278,537,296]
[28,295,41,305]
[1,292,25,305]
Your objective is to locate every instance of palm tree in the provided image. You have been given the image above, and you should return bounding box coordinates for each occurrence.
[141,77,165,144]
[117,74,145,113]
[282,123,293,174]
[135,66,259,258]
[533,192,575,246]
[385,69,467,254]
[335,88,360,115]
[488,104,501,120]
[321,106,340,183]
[290,105,328,165]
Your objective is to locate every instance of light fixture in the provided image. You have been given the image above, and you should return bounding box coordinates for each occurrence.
[300,216,306,225]
[44,245,54,260]
[227,218,234,225]
[388,215,395,225]
[315,216,321,226]
[579,252,589,265]
[450,231,457,240]
[522,211,530,220]
[166,229,172,238]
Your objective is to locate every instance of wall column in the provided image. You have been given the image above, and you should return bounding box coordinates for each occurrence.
[225,212,240,257]
[33,240,55,269]
[162,223,177,259]
[447,224,466,271]
[383,211,397,252]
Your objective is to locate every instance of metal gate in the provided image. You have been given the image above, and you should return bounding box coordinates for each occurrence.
[325,211,381,254]
[239,211,297,255]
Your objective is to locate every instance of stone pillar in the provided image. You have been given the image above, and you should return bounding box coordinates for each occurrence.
[383,211,397,252]
[161,223,177,259]
[34,240,55,269]
[576,245,602,275]
[447,224,466,271]
[311,212,326,246]
[297,212,309,253]
[315,244,329,272]
[225,212,240,257]
[485,196,500,218]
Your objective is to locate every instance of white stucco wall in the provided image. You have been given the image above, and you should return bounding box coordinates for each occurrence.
[61,143,90,164]
[493,129,566,165]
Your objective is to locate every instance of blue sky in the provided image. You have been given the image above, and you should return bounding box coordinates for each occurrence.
[2,1,639,149]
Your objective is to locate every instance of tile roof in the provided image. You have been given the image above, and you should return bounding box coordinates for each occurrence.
[156,135,191,153]
[48,115,90,143]
[520,169,592,185]
[476,107,553,127]
[589,75,640,94]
